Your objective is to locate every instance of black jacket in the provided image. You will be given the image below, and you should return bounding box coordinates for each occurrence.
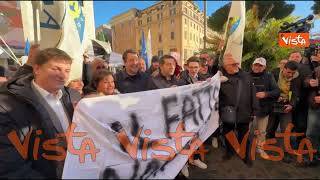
[147,73,181,90]
[219,69,259,123]
[209,64,219,76]
[271,67,302,109]
[0,66,78,178]
[250,71,280,117]
[309,88,320,109]
[179,71,205,85]
[114,70,149,93]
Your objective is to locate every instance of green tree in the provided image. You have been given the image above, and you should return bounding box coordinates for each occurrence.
[312,0,320,15]
[208,1,295,33]
[207,3,231,33]
[242,16,298,71]
[96,31,106,42]
[246,1,295,20]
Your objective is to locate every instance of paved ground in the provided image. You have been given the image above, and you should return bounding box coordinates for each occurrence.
[177,144,320,179]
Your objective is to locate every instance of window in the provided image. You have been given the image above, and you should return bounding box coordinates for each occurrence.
[170,8,176,15]
[184,18,187,25]
[159,34,162,43]
[158,50,163,57]
[170,48,177,52]
[171,32,174,40]
[184,31,187,40]
[190,33,192,40]
[190,22,192,26]
[184,49,187,59]
[184,8,188,14]
[173,1,176,5]
[157,14,160,20]
[147,16,152,23]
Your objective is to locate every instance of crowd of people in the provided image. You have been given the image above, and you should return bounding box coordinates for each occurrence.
[0,44,319,178]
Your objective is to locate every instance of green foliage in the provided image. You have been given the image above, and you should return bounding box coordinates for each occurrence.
[207,3,231,33]
[312,0,320,15]
[242,16,298,71]
[96,31,106,42]
[208,1,295,33]
[246,1,295,20]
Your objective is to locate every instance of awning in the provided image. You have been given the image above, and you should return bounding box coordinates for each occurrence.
[91,39,112,55]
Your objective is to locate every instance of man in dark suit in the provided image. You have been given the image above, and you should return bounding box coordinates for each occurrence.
[0,47,80,178]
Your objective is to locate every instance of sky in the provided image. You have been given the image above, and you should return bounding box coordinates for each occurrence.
[93,1,319,34]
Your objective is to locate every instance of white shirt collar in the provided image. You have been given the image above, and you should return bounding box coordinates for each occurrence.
[32,80,63,100]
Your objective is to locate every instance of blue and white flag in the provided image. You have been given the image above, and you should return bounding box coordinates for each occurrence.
[140,31,148,67]
[24,38,30,56]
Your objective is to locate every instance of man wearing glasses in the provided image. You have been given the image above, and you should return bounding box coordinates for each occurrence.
[219,53,258,167]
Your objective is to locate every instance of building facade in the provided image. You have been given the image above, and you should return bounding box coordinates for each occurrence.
[110,1,220,66]
[96,24,112,44]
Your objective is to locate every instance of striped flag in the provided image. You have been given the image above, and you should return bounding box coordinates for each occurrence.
[223,1,246,66]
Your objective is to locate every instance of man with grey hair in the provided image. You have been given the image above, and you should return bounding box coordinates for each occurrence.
[219,53,258,167]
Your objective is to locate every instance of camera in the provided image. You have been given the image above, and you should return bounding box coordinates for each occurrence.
[304,44,320,58]
[272,101,287,113]
[279,15,314,33]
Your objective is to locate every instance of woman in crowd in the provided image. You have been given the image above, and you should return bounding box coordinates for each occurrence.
[85,70,119,97]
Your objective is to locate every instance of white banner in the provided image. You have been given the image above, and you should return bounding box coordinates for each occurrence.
[223,1,246,66]
[63,74,221,179]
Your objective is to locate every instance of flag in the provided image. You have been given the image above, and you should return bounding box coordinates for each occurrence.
[0,47,3,55]
[140,31,148,67]
[24,38,30,55]
[223,1,246,66]
[146,29,152,68]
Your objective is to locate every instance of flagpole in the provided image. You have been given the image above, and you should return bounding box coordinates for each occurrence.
[203,0,207,49]
[218,2,232,64]
[31,1,42,44]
